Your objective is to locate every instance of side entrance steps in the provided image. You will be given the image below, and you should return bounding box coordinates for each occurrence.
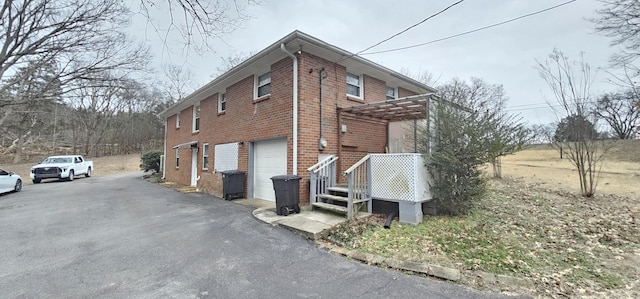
[312,186,370,218]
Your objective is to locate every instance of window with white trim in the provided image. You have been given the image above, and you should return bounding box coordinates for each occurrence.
[218,93,226,113]
[193,103,200,132]
[386,86,397,101]
[256,72,271,98]
[214,142,239,172]
[202,143,209,169]
[346,72,363,98]
[175,113,180,129]
[175,148,180,168]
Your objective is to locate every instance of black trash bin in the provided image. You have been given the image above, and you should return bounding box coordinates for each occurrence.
[271,175,301,216]
[221,170,245,200]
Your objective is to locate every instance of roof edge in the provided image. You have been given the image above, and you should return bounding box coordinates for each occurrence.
[159,30,437,118]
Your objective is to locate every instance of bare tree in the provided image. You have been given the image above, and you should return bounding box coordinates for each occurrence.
[529,123,556,144]
[162,64,198,104]
[212,51,256,76]
[400,67,441,86]
[66,74,138,156]
[596,91,639,139]
[592,0,640,65]
[137,0,257,52]
[536,49,608,197]
[0,0,150,128]
[0,60,62,162]
[438,78,529,178]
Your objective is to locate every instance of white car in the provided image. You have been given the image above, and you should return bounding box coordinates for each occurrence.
[0,168,22,194]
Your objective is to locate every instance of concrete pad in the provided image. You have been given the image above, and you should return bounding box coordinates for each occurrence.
[297,209,347,227]
[251,208,283,225]
[235,198,276,210]
[276,216,332,240]
[240,198,352,240]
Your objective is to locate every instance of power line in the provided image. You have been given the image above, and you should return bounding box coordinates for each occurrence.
[361,0,577,55]
[337,0,465,63]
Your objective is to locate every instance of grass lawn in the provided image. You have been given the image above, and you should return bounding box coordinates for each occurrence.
[324,177,639,298]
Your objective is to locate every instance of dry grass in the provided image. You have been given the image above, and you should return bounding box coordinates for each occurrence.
[502,140,640,199]
[0,154,142,185]
[328,140,640,298]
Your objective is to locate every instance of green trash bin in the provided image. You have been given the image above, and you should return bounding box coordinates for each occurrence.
[271,175,301,216]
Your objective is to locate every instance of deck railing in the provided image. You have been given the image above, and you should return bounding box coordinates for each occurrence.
[344,154,372,219]
[307,155,338,204]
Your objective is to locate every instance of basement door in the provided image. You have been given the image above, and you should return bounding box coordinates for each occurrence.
[252,139,287,201]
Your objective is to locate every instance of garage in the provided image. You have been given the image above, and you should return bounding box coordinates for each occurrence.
[253,139,287,201]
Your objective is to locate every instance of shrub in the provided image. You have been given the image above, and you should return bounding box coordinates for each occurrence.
[140,150,163,173]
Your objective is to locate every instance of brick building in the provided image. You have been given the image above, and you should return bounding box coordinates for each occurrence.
[159,31,436,207]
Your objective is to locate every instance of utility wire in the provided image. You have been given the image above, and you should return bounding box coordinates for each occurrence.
[336,0,465,63]
[361,0,577,55]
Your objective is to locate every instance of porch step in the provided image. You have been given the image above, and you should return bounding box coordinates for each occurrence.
[318,194,368,204]
[312,202,348,215]
[327,186,349,194]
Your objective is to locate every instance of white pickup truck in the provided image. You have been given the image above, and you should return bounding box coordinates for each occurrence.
[30,155,93,183]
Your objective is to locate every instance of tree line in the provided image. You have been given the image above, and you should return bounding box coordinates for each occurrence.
[0,0,253,163]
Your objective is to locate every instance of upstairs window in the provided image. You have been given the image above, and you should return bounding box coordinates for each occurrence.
[193,103,200,132]
[346,72,362,98]
[219,93,226,113]
[176,113,181,129]
[256,72,271,98]
[386,86,397,101]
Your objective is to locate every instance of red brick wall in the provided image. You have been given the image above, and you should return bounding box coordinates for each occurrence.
[165,50,421,204]
[398,87,418,98]
[297,52,389,187]
[165,57,293,197]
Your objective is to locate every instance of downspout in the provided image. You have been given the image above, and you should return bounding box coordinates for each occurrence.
[281,43,298,175]
[162,121,167,179]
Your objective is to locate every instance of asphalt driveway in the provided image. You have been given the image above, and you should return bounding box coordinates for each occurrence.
[0,173,515,298]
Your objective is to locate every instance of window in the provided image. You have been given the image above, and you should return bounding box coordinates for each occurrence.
[256,72,271,98]
[193,103,200,132]
[175,148,180,168]
[202,143,209,169]
[176,113,180,129]
[346,72,362,98]
[218,93,226,113]
[386,86,397,101]
[214,142,239,172]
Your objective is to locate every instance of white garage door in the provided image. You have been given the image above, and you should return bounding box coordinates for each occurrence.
[253,139,287,201]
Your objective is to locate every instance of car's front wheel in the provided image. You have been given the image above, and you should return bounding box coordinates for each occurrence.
[68,170,74,181]
[33,178,41,184]
[14,179,22,192]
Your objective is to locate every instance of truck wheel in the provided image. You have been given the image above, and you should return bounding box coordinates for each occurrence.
[85,167,91,178]
[14,179,22,192]
[68,170,74,181]
[33,178,41,184]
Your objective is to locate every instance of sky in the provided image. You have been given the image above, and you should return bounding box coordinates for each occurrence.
[132,0,620,126]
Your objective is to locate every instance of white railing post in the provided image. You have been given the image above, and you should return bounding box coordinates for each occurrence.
[310,172,317,204]
[347,172,354,219]
[366,157,372,214]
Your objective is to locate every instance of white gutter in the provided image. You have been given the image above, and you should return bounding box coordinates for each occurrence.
[281,43,298,175]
